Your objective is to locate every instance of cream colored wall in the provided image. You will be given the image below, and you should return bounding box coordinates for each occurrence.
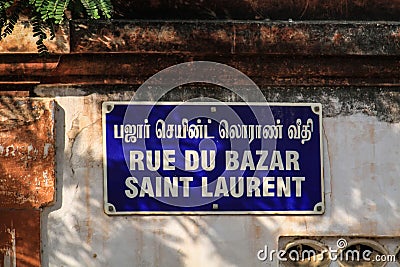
[41,92,400,267]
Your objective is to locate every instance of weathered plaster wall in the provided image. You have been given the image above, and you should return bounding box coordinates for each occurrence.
[0,98,55,267]
[0,7,399,267]
[41,87,400,266]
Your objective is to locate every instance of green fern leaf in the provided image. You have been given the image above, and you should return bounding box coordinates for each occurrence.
[0,0,114,54]
[95,0,112,18]
[44,0,57,20]
[54,0,69,24]
[81,0,100,19]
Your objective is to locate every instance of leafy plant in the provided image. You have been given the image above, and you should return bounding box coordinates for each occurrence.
[0,0,113,55]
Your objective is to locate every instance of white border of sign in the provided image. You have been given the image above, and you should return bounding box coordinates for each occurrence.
[102,101,324,215]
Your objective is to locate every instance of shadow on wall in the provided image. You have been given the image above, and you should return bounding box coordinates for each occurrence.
[40,99,189,267]
[41,102,65,267]
[39,89,400,267]
[38,95,278,267]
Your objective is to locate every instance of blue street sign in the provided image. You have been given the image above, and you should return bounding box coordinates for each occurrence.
[102,102,324,215]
